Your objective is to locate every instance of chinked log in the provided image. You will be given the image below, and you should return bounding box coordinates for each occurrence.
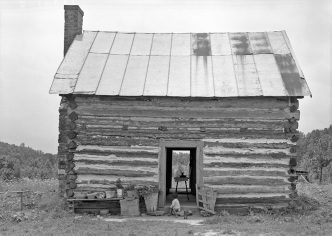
[290,134,300,142]
[75,107,299,120]
[78,125,285,134]
[75,167,156,177]
[203,141,293,150]
[204,153,292,161]
[206,185,289,194]
[204,162,289,169]
[204,176,290,186]
[203,146,292,156]
[76,135,159,147]
[75,145,159,156]
[75,159,158,167]
[284,121,299,133]
[74,96,289,109]
[76,117,285,130]
[204,158,290,168]
[203,168,288,177]
[76,175,158,185]
[77,130,287,141]
[289,157,297,167]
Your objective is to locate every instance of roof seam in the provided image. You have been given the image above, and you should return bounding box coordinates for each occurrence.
[228,32,240,97]
[95,32,117,94]
[190,33,192,96]
[209,33,216,97]
[166,33,173,96]
[142,33,155,95]
[118,33,136,95]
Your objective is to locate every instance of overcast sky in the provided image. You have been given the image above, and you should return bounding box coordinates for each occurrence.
[0,0,331,154]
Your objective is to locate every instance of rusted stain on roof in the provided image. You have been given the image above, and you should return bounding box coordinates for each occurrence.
[248,32,272,54]
[50,31,312,97]
[229,33,252,55]
[274,54,305,96]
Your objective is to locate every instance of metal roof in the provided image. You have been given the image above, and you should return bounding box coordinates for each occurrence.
[50,31,311,97]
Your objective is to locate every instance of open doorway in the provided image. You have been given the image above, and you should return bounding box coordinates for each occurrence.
[165,148,196,204]
[158,140,203,207]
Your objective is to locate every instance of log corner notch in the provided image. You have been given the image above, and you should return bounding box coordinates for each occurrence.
[58,95,78,198]
[284,97,300,199]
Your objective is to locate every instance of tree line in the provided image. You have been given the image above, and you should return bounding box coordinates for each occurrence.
[0,141,57,180]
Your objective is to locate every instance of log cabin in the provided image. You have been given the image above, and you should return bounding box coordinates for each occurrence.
[49,5,312,212]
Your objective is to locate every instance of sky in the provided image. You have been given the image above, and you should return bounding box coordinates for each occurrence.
[0,0,331,154]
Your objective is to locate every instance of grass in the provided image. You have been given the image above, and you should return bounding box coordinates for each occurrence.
[0,179,331,235]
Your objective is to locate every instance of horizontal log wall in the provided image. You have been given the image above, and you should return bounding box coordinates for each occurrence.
[57,95,299,208]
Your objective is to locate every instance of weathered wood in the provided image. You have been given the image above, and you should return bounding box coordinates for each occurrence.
[289,157,297,167]
[203,168,288,177]
[77,131,287,143]
[208,184,289,194]
[76,174,158,185]
[76,116,286,130]
[75,167,157,177]
[75,107,299,120]
[57,94,302,209]
[216,195,289,204]
[68,112,78,121]
[75,96,290,109]
[204,176,290,186]
[204,146,291,155]
[204,162,289,169]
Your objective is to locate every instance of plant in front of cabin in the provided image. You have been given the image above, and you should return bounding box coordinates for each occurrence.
[124,184,138,199]
[135,184,158,197]
[115,178,124,198]
[136,184,159,213]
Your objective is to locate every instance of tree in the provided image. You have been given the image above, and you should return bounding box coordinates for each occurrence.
[314,134,332,183]
[297,127,332,183]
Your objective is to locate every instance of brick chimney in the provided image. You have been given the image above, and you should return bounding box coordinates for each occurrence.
[64,5,84,56]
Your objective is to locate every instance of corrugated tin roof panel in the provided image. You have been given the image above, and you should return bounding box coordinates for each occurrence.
[90,32,115,53]
[119,55,149,96]
[56,31,96,76]
[248,32,272,54]
[274,54,310,96]
[95,54,128,95]
[267,31,290,54]
[191,56,214,97]
[233,55,263,96]
[212,55,238,97]
[130,33,153,56]
[229,32,252,55]
[143,55,169,96]
[50,30,311,97]
[254,54,288,96]
[110,33,134,54]
[150,33,172,56]
[74,53,108,94]
[167,56,191,96]
[210,33,232,56]
[171,34,191,56]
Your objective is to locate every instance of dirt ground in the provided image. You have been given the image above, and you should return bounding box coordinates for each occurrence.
[0,179,331,236]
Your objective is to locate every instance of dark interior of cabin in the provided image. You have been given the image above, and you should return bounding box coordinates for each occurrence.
[165,148,196,205]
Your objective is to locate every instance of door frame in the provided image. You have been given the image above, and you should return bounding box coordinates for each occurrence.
[158,140,203,207]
